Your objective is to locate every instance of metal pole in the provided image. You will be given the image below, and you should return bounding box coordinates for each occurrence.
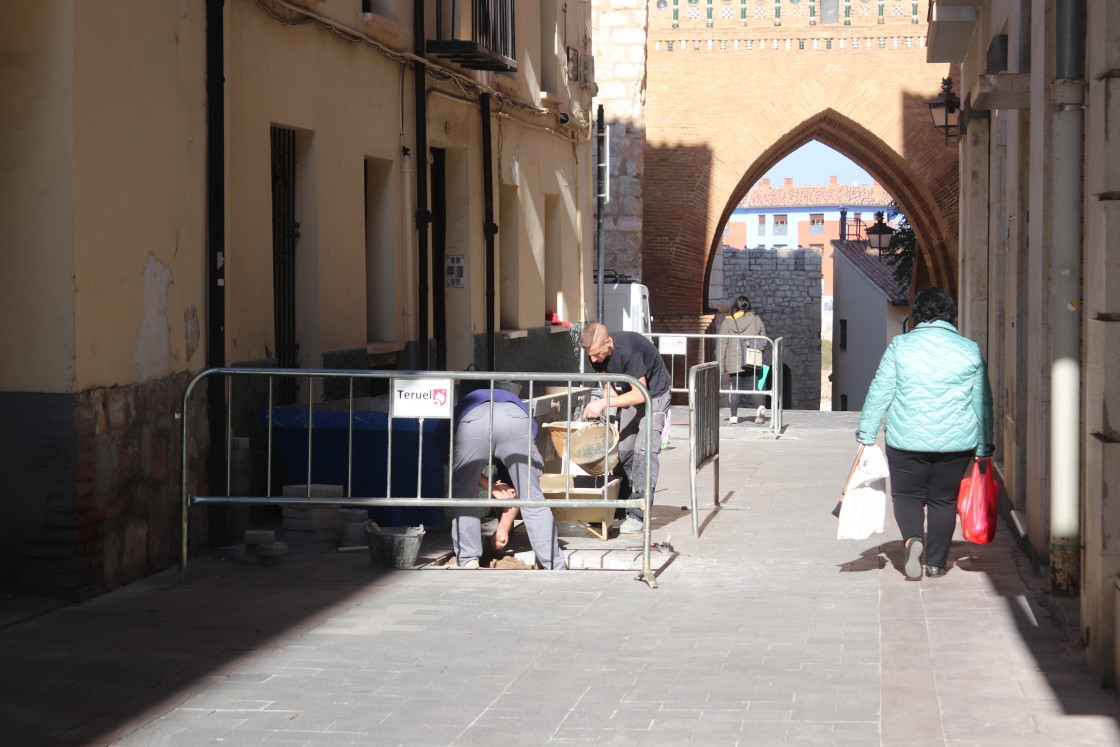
[204,0,227,553]
[481,93,498,371]
[595,104,606,322]
[413,0,432,369]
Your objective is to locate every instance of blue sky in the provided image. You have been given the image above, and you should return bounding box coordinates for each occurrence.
[762,140,873,187]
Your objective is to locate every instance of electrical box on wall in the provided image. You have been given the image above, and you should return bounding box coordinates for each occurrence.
[446,255,464,288]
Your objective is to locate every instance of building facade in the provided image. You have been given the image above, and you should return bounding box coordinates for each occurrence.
[932,0,1120,685]
[725,176,894,298]
[0,0,597,597]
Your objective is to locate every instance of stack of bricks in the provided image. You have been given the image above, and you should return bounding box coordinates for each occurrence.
[236,529,287,566]
[339,509,369,548]
[281,484,343,552]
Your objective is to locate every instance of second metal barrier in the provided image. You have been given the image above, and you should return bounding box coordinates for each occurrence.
[688,362,721,537]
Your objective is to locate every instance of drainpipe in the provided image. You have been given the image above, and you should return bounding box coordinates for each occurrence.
[596,104,606,323]
[480,92,498,371]
[413,0,432,369]
[401,147,416,357]
[1049,0,1085,596]
[205,0,226,505]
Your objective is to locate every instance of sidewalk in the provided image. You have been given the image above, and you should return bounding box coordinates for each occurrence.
[1,410,1118,746]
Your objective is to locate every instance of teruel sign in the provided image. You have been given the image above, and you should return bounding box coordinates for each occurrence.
[390,378,453,419]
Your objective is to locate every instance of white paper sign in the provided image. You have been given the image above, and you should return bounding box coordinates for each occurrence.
[391,378,453,419]
[658,335,687,356]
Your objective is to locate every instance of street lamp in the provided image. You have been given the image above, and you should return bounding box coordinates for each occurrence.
[866,211,894,254]
[926,77,961,144]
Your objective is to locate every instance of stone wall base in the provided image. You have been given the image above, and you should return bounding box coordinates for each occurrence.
[1,371,208,599]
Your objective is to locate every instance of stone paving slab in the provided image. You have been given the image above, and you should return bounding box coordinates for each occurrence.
[0,410,1118,746]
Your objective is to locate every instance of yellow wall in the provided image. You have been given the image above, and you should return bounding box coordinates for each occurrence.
[225,1,413,365]
[0,2,77,393]
[70,1,207,390]
[218,1,592,371]
[2,0,595,389]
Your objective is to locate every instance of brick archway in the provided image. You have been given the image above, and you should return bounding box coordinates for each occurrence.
[636,10,958,329]
[702,108,956,308]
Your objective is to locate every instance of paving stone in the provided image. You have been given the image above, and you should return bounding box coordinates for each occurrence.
[1,411,1118,747]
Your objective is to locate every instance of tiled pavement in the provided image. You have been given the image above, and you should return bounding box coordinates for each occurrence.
[1,410,1118,746]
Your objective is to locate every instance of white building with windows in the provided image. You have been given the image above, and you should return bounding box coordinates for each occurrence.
[830,239,910,412]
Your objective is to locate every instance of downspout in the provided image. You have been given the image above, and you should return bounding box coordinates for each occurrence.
[413,0,432,369]
[1049,0,1085,595]
[480,93,498,371]
[596,104,606,323]
[401,147,416,353]
[205,0,226,502]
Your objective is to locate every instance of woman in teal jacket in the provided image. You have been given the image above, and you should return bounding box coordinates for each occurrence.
[856,287,994,579]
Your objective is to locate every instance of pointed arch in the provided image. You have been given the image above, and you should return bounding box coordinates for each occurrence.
[703,109,956,308]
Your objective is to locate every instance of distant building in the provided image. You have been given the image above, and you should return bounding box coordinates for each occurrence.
[830,240,911,412]
[724,177,893,298]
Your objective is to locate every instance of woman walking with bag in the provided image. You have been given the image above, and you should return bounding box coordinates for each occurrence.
[718,295,768,424]
[856,287,994,579]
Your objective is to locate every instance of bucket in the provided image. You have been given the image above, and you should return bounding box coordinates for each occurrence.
[567,423,620,475]
[543,421,619,475]
[366,523,425,568]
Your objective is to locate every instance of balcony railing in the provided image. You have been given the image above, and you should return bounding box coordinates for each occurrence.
[840,217,869,242]
[427,0,517,72]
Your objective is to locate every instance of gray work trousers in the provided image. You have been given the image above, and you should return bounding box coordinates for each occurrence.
[450,401,565,569]
[616,389,672,521]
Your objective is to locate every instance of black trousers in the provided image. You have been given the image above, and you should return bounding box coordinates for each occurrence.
[728,368,766,416]
[885,445,974,568]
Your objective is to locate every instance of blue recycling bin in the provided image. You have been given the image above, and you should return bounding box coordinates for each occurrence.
[261,397,445,529]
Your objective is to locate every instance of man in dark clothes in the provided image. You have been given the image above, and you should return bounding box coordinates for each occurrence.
[579,322,672,534]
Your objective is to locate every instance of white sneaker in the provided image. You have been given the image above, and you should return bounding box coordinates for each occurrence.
[755,406,766,424]
[728,415,738,424]
[618,516,644,534]
[459,558,480,569]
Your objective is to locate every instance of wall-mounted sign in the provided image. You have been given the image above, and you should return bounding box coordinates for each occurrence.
[391,378,453,419]
[446,255,465,288]
[658,335,687,356]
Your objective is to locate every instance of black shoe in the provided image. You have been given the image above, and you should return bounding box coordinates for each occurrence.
[903,538,924,579]
[924,565,947,578]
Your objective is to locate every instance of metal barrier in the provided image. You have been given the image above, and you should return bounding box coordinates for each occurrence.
[180,368,660,587]
[687,362,721,538]
[649,333,784,434]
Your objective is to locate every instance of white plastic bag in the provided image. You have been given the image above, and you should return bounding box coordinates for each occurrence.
[851,444,890,487]
[836,486,886,540]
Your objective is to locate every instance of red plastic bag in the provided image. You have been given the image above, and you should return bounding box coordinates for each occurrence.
[958,457,998,544]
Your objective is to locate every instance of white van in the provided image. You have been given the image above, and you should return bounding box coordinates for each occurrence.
[602,283,652,334]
